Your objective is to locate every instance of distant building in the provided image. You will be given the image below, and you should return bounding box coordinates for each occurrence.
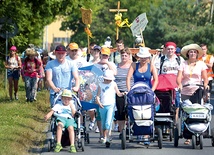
[43,16,73,51]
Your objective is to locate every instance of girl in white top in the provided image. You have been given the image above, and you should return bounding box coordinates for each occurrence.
[96,70,125,146]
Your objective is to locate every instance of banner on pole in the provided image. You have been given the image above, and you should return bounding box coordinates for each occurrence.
[130,13,148,37]
[80,8,92,25]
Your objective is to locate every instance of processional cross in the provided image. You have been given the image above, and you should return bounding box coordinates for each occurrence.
[109,1,128,40]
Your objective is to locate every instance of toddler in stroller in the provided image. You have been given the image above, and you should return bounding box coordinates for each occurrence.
[121,82,162,150]
[45,89,82,153]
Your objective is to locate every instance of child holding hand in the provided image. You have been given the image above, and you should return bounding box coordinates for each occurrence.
[96,70,125,147]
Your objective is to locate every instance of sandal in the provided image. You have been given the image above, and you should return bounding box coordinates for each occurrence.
[184,139,190,145]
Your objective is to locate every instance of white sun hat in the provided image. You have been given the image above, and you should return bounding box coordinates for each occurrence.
[103,70,115,80]
[136,47,151,58]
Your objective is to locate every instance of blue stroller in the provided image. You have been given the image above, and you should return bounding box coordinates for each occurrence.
[47,90,87,152]
[121,82,162,150]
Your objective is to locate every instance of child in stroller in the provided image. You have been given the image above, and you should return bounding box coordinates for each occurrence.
[44,89,79,153]
[121,82,162,150]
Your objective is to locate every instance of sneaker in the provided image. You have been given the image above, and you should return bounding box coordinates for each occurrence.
[144,141,150,145]
[54,143,62,153]
[113,124,119,132]
[105,140,111,148]
[101,138,106,144]
[95,127,100,133]
[88,121,95,130]
[98,137,104,143]
[70,145,76,153]
[14,93,18,100]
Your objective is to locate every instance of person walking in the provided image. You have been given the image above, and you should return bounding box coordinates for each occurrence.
[96,70,125,147]
[126,47,158,145]
[45,45,79,107]
[198,43,214,103]
[177,43,208,145]
[114,47,133,138]
[156,42,184,123]
[4,46,22,101]
[22,48,42,102]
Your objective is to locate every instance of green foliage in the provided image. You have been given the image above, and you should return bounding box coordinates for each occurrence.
[0,78,50,155]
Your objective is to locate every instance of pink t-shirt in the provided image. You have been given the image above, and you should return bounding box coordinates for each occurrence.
[178,60,207,96]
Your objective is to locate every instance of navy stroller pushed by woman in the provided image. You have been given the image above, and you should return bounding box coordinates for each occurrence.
[121,82,162,150]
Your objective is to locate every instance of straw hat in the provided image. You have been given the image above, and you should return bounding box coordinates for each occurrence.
[136,47,151,58]
[25,48,38,56]
[103,70,115,80]
[181,44,203,58]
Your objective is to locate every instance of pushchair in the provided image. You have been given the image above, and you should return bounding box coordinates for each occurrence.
[174,84,214,149]
[47,90,87,152]
[121,82,162,150]
[154,74,178,141]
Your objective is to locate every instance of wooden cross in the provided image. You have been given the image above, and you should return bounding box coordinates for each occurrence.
[109,1,128,40]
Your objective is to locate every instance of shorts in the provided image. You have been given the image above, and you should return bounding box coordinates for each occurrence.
[7,70,20,80]
[115,93,126,120]
[56,117,77,128]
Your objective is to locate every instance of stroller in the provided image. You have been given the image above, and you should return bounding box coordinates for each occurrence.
[174,84,214,149]
[153,74,178,141]
[47,90,87,152]
[121,82,162,150]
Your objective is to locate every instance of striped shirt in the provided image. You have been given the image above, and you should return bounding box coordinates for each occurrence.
[115,65,133,91]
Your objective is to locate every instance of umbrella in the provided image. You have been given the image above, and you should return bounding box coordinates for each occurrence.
[78,65,103,110]
[154,74,178,91]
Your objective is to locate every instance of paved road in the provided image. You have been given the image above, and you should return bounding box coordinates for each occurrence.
[41,96,214,155]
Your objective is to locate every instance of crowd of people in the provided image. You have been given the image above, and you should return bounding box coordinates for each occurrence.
[5,40,213,152]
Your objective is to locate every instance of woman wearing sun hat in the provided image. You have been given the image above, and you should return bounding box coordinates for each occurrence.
[4,45,22,101]
[22,48,42,102]
[176,43,208,145]
[126,46,158,145]
[126,47,158,91]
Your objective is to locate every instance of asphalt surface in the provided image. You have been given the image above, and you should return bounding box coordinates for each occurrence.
[40,95,214,155]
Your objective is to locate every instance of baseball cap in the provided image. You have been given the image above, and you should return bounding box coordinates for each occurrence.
[101,47,110,56]
[10,46,17,51]
[165,42,176,48]
[68,42,79,50]
[93,45,101,51]
[176,47,181,53]
[55,45,66,53]
[61,89,72,98]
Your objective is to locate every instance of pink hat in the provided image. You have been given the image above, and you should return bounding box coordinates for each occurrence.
[10,46,17,51]
[165,42,176,48]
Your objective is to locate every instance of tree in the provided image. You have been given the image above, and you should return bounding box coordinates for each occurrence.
[145,0,214,51]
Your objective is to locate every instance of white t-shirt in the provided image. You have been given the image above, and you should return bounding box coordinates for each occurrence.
[66,56,90,68]
[52,101,75,118]
[99,81,116,106]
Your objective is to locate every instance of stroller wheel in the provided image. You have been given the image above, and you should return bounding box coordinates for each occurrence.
[81,138,85,151]
[157,128,163,149]
[169,128,173,142]
[211,128,214,147]
[199,134,203,149]
[121,129,126,150]
[174,128,179,147]
[86,132,90,144]
[192,135,196,149]
[47,139,51,152]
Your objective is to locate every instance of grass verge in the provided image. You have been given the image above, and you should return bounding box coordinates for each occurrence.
[0,78,50,155]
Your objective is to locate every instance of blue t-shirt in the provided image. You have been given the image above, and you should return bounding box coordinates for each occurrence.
[45,59,78,94]
[133,63,152,88]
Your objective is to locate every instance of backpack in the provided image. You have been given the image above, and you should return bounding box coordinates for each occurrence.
[159,55,181,74]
